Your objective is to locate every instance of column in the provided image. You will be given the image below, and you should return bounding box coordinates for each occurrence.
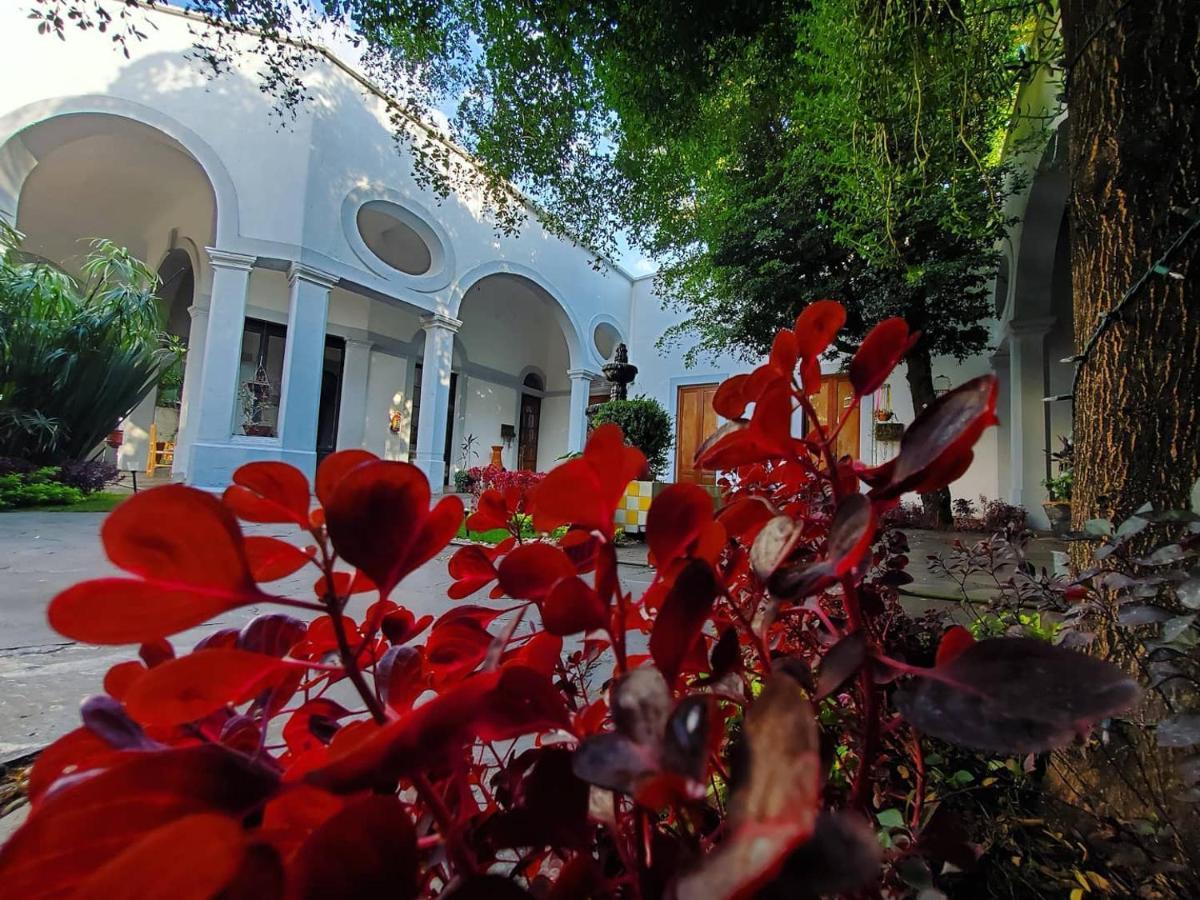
[990,351,1011,504]
[190,249,255,473]
[413,313,461,488]
[171,300,209,478]
[567,368,598,454]
[336,338,373,450]
[277,263,336,475]
[1008,317,1054,527]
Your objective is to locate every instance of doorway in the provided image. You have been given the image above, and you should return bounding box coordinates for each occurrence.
[518,393,542,471]
[316,336,345,462]
[810,373,860,460]
[675,383,718,486]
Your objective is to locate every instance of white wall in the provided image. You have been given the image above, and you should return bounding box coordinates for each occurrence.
[363,350,408,460]
[461,377,519,471]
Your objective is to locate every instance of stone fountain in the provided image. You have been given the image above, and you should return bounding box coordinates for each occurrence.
[601,343,638,401]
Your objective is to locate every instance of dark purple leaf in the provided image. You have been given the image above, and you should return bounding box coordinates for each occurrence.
[815,632,866,700]
[238,613,306,657]
[1157,715,1200,748]
[894,637,1140,753]
[757,812,884,899]
[571,732,657,794]
[750,515,803,581]
[661,695,712,781]
[610,666,671,747]
[80,694,159,750]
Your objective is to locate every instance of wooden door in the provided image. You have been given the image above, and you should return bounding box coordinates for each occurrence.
[518,393,541,471]
[810,374,860,460]
[675,383,718,485]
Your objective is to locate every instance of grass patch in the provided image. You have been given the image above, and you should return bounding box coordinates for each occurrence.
[3,492,127,513]
[455,513,567,545]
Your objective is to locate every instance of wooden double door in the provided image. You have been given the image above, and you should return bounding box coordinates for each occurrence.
[674,374,860,484]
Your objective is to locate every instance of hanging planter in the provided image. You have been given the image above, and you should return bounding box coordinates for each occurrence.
[874,421,904,443]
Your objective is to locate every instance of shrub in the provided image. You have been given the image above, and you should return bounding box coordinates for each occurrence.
[0,468,84,509]
[5,305,1141,898]
[465,463,543,501]
[0,224,180,462]
[589,395,672,479]
[980,496,1027,532]
[55,459,120,494]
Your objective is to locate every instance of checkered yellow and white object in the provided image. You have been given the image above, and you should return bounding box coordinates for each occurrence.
[615,480,654,532]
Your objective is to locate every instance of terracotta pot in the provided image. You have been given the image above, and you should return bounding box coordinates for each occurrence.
[105,429,123,448]
[490,445,504,468]
[1042,501,1071,536]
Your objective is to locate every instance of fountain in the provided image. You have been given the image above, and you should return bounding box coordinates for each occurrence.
[601,342,638,401]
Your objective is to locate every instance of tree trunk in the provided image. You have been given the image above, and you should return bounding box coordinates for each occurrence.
[904,341,953,528]
[1062,0,1200,538]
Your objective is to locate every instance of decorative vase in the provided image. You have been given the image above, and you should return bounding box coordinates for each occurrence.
[106,429,123,448]
[1042,501,1071,537]
[490,445,504,468]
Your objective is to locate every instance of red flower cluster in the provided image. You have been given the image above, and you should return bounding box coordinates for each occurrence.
[1,303,1137,898]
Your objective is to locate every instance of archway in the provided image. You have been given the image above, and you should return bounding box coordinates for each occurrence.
[8,112,218,473]
[453,272,589,474]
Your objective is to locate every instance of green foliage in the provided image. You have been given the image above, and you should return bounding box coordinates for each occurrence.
[589,396,673,480]
[0,224,179,462]
[1042,470,1074,502]
[0,467,85,510]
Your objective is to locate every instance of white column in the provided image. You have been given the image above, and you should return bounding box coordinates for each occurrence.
[1008,317,1053,527]
[414,313,461,488]
[171,300,209,478]
[336,338,372,450]
[277,263,336,476]
[190,249,254,471]
[567,368,598,454]
[990,351,1011,505]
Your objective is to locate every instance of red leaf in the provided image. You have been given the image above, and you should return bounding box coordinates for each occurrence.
[857,375,999,500]
[935,626,976,667]
[768,328,799,374]
[712,373,751,419]
[283,699,352,757]
[476,664,572,740]
[794,300,847,358]
[466,489,509,532]
[289,795,417,900]
[530,424,645,533]
[0,746,277,897]
[324,461,463,598]
[504,631,563,676]
[826,493,876,577]
[646,483,715,567]
[848,317,919,397]
[497,542,576,600]
[243,536,313,582]
[222,461,310,526]
[48,486,269,644]
[104,659,147,700]
[650,560,721,687]
[314,448,377,508]
[26,727,122,804]
[124,649,297,727]
[540,575,607,636]
[425,618,491,686]
[71,813,246,900]
[448,544,499,599]
[377,645,425,713]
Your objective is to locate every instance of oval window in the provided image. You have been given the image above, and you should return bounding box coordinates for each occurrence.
[356,203,435,275]
[594,322,621,360]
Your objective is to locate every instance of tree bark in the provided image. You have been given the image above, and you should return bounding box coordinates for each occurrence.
[904,341,953,528]
[1062,0,1200,538]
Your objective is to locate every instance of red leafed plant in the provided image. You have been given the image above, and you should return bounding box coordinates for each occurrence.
[2,305,1139,899]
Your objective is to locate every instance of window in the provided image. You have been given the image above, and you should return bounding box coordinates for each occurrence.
[522,372,544,391]
[237,318,286,437]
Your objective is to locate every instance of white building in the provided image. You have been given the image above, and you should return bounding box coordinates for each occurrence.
[0,4,1072,526]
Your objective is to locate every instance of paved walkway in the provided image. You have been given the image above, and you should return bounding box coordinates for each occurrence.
[0,511,660,765]
[0,507,1063,766]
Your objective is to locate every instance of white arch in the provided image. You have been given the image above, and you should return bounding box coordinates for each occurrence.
[0,95,239,246]
[448,260,592,370]
[1010,120,1068,323]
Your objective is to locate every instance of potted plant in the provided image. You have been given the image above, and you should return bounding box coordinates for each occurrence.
[239,368,278,438]
[1041,436,1074,536]
[874,420,904,442]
